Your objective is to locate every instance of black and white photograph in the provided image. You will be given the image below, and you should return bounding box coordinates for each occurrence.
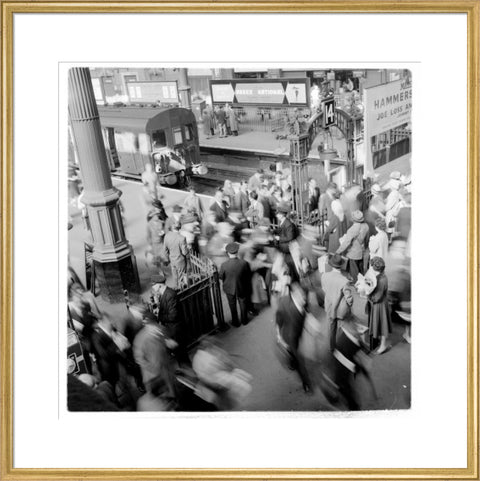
[66,66,412,412]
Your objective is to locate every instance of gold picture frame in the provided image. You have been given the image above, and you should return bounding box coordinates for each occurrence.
[1,2,478,479]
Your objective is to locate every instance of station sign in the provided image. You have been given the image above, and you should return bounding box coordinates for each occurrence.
[126,81,179,104]
[210,78,310,107]
[363,77,412,177]
[322,98,336,127]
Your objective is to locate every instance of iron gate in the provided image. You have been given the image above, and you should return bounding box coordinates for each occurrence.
[177,253,225,347]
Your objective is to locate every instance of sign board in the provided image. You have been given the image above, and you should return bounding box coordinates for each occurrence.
[126,81,179,104]
[210,78,310,107]
[364,78,412,176]
[323,98,336,127]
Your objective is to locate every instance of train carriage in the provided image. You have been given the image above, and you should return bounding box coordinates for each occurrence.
[98,105,206,186]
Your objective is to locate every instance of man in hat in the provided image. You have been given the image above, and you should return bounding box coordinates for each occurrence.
[321,254,354,351]
[150,273,187,361]
[219,242,252,327]
[336,210,370,282]
[132,306,177,402]
[164,222,189,288]
[274,203,297,253]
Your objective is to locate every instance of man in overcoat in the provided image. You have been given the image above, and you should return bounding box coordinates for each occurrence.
[164,221,189,287]
[219,242,252,327]
[275,283,311,392]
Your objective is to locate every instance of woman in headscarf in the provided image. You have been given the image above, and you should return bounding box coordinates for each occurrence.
[366,256,392,354]
[323,199,349,253]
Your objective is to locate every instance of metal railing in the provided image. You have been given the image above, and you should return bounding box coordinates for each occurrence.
[177,252,225,347]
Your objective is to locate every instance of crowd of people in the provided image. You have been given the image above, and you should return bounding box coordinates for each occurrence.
[68,160,411,412]
[201,104,240,139]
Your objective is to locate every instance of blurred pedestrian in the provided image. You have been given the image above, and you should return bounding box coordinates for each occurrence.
[323,199,348,253]
[274,203,297,253]
[164,221,189,287]
[232,180,250,215]
[336,210,369,281]
[183,186,204,221]
[321,254,354,351]
[318,182,338,221]
[307,178,320,214]
[133,307,177,408]
[248,169,264,193]
[219,242,252,327]
[275,283,311,392]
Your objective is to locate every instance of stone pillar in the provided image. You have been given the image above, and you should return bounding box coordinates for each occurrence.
[68,67,140,302]
[178,68,192,109]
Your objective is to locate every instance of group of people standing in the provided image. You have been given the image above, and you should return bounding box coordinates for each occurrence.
[202,104,240,139]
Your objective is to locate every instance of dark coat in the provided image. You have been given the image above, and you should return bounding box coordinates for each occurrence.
[90,326,124,386]
[275,294,305,350]
[259,196,271,220]
[308,186,321,213]
[156,287,181,342]
[275,218,297,253]
[219,257,252,298]
[209,201,228,223]
[367,272,392,341]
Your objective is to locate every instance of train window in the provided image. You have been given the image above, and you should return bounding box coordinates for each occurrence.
[151,130,167,149]
[184,123,194,141]
[172,127,183,145]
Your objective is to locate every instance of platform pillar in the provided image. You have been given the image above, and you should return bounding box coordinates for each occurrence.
[68,67,140,303]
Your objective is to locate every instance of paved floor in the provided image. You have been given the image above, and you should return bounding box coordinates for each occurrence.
[69,179,411,412]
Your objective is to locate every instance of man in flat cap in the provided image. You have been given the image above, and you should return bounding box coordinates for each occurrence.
[219,242,252,327]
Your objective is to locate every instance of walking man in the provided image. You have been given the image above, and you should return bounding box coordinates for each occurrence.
[321,254,354,351]
[219,242,252,327]
[164,221,189,287]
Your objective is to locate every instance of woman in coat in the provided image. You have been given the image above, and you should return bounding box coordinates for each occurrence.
[323,199,349,253]
[366,256,392,354]
[202,109,212,138]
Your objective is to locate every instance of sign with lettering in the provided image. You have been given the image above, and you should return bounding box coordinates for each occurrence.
[363,78,412,177]
[210,78,310,107]
[364,78,412,136]
[323,98,336,127]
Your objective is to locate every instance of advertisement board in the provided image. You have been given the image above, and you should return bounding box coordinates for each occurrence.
[364,78,412,176]
[126,81,179,104]
[210,78,310,107]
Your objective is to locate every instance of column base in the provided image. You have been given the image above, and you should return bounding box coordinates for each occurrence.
[93,254,141,303]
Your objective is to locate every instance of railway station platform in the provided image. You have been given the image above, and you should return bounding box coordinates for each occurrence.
[68,178,410,411]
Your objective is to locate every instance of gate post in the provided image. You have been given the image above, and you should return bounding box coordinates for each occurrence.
[289,133,310,226]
